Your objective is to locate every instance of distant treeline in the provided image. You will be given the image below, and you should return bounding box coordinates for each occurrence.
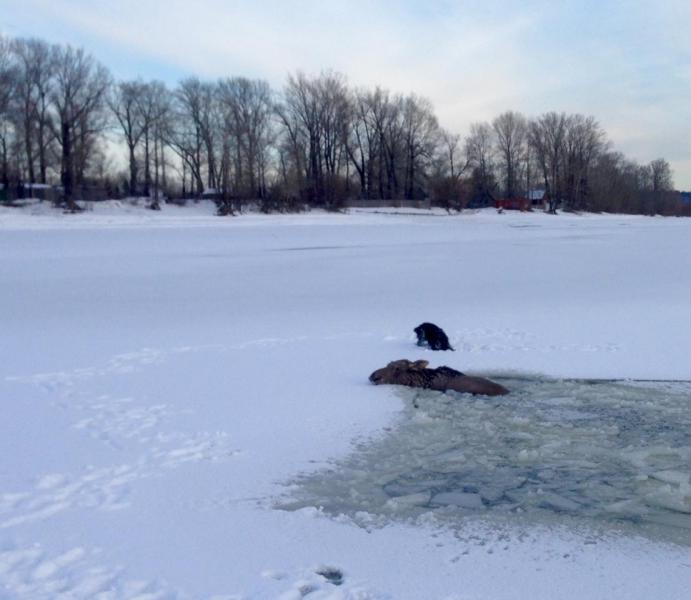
[0,35,687,216]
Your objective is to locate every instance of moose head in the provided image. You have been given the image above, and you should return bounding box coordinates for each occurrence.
[369,359,430,385]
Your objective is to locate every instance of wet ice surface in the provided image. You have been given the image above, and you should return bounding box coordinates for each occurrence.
[282,377,691,545]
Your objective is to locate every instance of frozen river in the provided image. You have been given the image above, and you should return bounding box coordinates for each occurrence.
[1,205,689,599]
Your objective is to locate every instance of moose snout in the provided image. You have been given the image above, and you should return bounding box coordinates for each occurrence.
[369,370,383,384]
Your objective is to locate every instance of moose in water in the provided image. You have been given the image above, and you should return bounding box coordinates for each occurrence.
[369,359,509,397]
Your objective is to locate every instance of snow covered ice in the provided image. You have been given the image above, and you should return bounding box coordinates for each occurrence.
[1,203,690,599]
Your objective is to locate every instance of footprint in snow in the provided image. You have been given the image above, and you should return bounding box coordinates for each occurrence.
[315,566,344,586]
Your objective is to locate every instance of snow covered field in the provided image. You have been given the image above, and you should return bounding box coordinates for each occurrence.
[1,204,690,599]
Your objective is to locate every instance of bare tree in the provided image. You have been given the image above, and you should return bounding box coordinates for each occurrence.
[109,80,147,194]
[11,38,56,184]
[526,113,607,212]
[0,35,16,189]
[429,128,468,211]
[561,114,606,210]
[166,78,207,197]
[649,158,673,192]
[376,90,405,200]
[217,77,274,209]
[639,157,675,215]
[492,111,527,198]
[147,84,171,209]
[401,94,438,199]
[136,81,171,198]
[345,88,379,199]
[586,150,679,215]
[0,36,12,113]
[274,80,308,202]
[276,71,350,207]
[528,112,568,213]
[50,45,110,208]
[277,72,319,203]
[465,122,496,204]
[439,129,465,182]
[317,72,350,205]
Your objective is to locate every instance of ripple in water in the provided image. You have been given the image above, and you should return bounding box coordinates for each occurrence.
[281,378,691,544]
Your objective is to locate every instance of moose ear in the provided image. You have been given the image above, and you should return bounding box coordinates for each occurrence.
[412,360,429,370]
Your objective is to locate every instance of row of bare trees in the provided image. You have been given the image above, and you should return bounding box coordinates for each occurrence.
[276,73,442,209]
[0,37,110,209]
[462,111,678,214]
[0,34,683,215]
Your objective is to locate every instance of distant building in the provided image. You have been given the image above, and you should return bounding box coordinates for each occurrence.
[201,188,227,201]
[495,197,530,211]
[680,191,691,205]
[466,190,495,209]
[528,189,547,208]
[23,183,57,202]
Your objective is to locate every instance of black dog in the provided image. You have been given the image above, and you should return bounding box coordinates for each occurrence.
[414,322,454,351]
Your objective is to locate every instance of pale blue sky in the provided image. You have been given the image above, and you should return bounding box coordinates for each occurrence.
[2,0,690,187]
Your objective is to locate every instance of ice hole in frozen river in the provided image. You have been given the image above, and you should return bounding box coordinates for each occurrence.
[280,377,691,545]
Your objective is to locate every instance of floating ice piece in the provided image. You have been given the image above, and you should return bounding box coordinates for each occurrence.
[644,486,691,514]
[651,470,691,486]
[431,492,484,509]
[537,492,583,513]
[385,492,431,510]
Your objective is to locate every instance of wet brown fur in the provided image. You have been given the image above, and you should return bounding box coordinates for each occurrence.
[369,359,509,397]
